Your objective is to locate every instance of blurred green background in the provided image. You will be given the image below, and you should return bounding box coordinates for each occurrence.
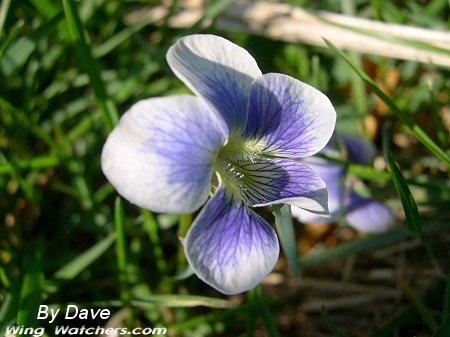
[1,0,449,336]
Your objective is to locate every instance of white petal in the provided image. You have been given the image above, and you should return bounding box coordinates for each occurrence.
[101,95,227,213]
[167,34,262,131]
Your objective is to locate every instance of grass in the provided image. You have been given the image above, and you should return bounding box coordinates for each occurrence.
[0,0,449,336]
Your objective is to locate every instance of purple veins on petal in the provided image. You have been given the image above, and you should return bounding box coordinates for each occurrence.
[167,34,262,131]
[291,159,344,223]
[183,187,280,295]
[101,95,227,214]
[244,73,336,158]
[229,158,329,215]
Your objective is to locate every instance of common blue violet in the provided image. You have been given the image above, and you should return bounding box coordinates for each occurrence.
[101,35,336,294]
[292,135,395,233]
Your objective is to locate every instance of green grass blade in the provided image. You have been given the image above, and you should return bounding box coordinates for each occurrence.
[0,286,21,335]
[46,233,116,294]
[132,295,231,308]
[259,301,280,337]
[347,163,391,181]
[177,213,192,272]
[0,0,11,39]
[0,96,58,148]
[384,153,421,234]
[370,0,382,20]
[246,288,258,337]
[259,304,280,337]
[0,154,60,175]
[399,278,439,333]
[370,306,416,337]
[433,317,450,337]
[172,265,194,281]
[92,295,232,309]
[300,222,448,266]
[272,204,301,280]
[325,39,450,168]
[321,306,350,337]
[370,280,443,337]
[29,0,58,19]
[204,0,235,19]
[141,209,168,277]
[93,21,147,58]
[340,0,367,122]
[1,36,36,77]
[0,18,20,59]
[115,197,130,303]
[1,12,62,76]
[17,239,45,328]
[0,247,23,331]
[444,273,450,318]
[252,286,280,337]
[168,296,277,332]
[62,0,118,131]
[382,123,421,235]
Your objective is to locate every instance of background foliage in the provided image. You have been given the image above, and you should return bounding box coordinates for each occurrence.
[0,0,449,336]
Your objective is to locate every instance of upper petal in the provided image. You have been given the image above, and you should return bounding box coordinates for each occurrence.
[183,187,279,295]
[223,158,329,215]
[101,95,227,213]
[167,34,262,132]
[244,73,336,158]
[345,192,395,233]
[291,158,345,223]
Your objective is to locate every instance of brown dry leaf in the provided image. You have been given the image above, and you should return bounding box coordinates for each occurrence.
[298,223,337,255]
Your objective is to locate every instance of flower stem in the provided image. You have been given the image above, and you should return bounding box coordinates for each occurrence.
[115,197,134,325]
[141,209,168,280]
[177,213,193,272]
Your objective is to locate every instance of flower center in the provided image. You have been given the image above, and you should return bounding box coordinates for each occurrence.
[218,134,266,163]
[215,135,266,199]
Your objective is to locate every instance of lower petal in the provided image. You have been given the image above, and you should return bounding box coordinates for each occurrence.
[345,193,395,233]
[183,187,279,295]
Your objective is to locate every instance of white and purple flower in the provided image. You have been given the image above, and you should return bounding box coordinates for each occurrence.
[101,35,336,294]
[292,135,395,233]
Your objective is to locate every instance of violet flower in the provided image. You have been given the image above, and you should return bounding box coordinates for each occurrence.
[292,135,395,233]
[101,35,336,294]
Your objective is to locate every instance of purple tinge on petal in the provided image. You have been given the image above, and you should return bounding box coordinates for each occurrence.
[340,135,376,165]
[183,187,280,295]
[244,73,336,158]
[235,158,329,215]
[167,34,262,132]
[345,192,395,233]
[291,158,345,223]
[101,95,227,214]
